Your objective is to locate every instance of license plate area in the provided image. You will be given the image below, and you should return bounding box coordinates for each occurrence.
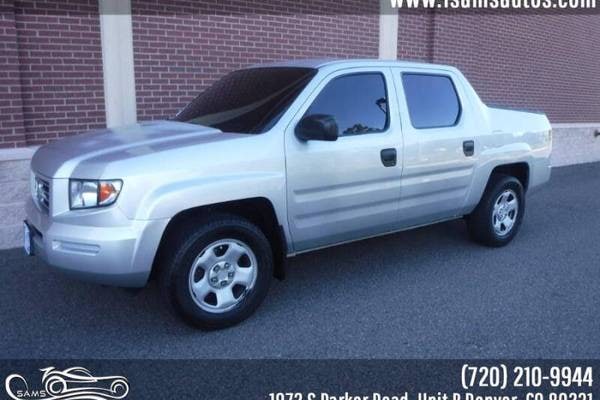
[23,221,33,256]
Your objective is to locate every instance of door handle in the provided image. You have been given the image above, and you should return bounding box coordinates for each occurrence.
[380,148,397,167]
[463,140,475,157]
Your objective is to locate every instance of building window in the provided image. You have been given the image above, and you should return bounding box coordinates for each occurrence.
[305,73,389,136]
[402,73,461,129]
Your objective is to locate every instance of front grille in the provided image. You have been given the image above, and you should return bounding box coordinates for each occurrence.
[34,175,50,212]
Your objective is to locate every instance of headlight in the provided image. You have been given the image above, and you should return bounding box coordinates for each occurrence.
[69,179,123,209]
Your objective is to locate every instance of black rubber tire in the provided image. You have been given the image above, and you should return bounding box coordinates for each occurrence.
[159,213,273,330]
[466,174,525,247]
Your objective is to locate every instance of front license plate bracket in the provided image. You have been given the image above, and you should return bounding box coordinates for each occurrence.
[23,221,33,256]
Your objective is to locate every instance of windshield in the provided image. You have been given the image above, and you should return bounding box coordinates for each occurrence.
[173,67,317,133]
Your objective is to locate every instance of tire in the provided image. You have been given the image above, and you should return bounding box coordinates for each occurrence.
[159,213,273,330]
[466,174,525,247]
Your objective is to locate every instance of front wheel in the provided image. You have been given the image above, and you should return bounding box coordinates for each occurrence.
[159,214,273,330]
[466,174,525,247]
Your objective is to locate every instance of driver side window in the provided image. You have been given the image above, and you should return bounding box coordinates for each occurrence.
[304,73,389,137]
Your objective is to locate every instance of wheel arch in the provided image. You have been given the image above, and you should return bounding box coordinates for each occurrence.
[489,162,530,191]
[151,197,287,281]
[463,160,531,215]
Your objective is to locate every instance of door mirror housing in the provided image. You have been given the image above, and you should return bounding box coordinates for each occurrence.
[295,114,339,141]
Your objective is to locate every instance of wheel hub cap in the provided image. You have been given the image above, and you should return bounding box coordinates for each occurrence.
[498,204,508,220]
[208,262,235,288]
[492,189,519,236]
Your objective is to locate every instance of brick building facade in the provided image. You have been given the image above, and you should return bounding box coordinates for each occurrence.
[1,0,382,147]
[131,1,380,121]
[0,0,599,248]
[1,0,599,149]
[398,12,600,123]
[0,0,105,148]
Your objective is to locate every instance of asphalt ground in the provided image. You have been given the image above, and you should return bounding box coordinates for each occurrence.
[1,162,598,359]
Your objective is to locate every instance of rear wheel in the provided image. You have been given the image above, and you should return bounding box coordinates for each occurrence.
[466,174,525,247]
[159,214,273,330]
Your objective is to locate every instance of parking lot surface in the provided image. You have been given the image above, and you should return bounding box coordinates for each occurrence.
[1,163,598,359]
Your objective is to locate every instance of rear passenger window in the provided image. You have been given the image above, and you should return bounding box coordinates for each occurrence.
[305,73,388,136]
[402,73,461,129]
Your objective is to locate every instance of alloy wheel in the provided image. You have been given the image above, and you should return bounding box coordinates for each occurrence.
[188,239,258,313]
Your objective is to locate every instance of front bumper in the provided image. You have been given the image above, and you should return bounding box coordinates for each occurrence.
[25,199,169,287]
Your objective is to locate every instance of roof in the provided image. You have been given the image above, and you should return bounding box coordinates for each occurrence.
[247,58,455,71]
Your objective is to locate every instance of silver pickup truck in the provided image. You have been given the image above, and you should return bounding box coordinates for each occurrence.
[25,59,552,329]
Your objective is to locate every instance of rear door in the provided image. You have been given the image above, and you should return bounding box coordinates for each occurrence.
[392,68,478,227]
[285,68,404,252]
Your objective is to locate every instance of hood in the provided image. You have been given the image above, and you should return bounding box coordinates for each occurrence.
[31,121,241,178]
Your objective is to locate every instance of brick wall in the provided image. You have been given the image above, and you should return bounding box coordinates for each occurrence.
[398,10,434,63]
[398,12,600,123]
[14,0,105,145]
[131,0,380,121]
[0,0,26,148]
[2,3,600,149]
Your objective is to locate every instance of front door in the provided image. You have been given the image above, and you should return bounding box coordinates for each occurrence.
[285,68,404,252]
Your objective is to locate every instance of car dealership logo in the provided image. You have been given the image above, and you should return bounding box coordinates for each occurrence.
[4,366,129,399]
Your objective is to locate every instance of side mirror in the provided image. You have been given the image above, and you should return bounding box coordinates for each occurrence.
[295,114,339,141]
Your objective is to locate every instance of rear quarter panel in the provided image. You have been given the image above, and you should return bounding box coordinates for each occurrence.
[462,106,552,214]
